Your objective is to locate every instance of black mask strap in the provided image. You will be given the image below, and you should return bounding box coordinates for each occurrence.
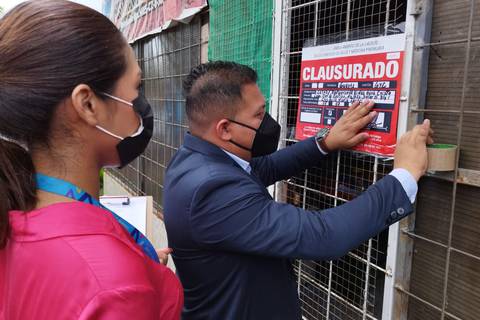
[226,118,257,152]
[228,118,258,132]
[228,139,252,152]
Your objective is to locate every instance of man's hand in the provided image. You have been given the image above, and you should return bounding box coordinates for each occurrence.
[157,247,173,266]
[394,119,434,181]
[323,100,377,151]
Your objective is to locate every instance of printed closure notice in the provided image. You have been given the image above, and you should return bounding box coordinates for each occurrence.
[295,34,406,156]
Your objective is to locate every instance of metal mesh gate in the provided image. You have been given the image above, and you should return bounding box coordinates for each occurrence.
[395,1,480,319]
[108,15,204,211]
[272,0,407,319]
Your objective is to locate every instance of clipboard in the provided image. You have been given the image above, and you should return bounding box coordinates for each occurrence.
[100,195,154,241]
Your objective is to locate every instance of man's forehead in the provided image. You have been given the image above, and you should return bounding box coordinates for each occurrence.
[241,84,265,105]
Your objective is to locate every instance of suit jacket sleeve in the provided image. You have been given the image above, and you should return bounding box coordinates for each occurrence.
[250,137,327,186]
[189,174,413,260]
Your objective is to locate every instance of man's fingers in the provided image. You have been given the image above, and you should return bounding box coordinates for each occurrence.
[413,119,430,136]
[351,100,375,121]
[416,131,428,145]
[360,100,375,113]
[342,101,360,117]
[156,248,173,266]
[422,119,431,132]
[347,132,369,147]
[428,126,435,144]
[412,128,429,146]
[354,110,377,130]
[411,124,424,137]
[427,135,435,145]
[157,247,173,255]
[160,256,169,265]
[401,120,431,148]
[345,101,360,114]
[400,131,412,144]
[411,120,431,142]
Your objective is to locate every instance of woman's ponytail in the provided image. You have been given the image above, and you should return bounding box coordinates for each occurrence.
[0,140,36,248]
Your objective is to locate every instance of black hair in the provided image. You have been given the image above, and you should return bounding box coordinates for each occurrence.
[183,61,258,125]
[0,0,128,248]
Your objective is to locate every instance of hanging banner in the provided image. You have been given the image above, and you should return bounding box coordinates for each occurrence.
[103,0,207,43]
[295,34,405,156]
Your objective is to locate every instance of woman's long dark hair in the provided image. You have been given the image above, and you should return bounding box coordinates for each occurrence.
[0,0,128,248]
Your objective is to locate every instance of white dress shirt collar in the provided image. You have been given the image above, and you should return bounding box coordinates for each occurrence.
[222,149,252,174]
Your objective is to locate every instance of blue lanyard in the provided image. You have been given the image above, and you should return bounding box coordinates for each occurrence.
[35,173,160,263]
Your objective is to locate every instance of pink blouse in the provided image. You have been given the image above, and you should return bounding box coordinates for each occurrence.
[0,201,183,319]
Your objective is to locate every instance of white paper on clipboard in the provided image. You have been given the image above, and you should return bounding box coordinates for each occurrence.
[100,196,148,236]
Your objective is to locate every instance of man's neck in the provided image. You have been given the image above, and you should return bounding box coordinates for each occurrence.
[190,130,251,162]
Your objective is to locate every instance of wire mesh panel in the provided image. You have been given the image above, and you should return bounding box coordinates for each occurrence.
[208,0,273,109]
[107,16,204,211]
[275,0,407,319]
[394,1,480,319]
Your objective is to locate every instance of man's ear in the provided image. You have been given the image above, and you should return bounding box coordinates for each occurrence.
[215,119,233,141]
[70,84,101,127]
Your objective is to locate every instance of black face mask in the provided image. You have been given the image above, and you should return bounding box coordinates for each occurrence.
[97,92,154,168]
[117,94,154,168]
[228,112,281,157]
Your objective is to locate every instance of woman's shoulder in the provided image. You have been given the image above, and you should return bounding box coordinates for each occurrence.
[10,201,156,290]
[10,201,121,241]
[64,232,156,290]
[7,202,183,319]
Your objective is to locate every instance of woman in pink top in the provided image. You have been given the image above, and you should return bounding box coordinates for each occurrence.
[0,1,183,319]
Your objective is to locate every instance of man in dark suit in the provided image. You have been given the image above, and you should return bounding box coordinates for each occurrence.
[163,61,432,319]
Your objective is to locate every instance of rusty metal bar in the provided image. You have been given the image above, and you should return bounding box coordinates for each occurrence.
[283,0,327,12]
[394,285,463,320]
[439,0,476,318]
[410,108,480,115]
[415,36,480,49]
[402,228,480,263]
